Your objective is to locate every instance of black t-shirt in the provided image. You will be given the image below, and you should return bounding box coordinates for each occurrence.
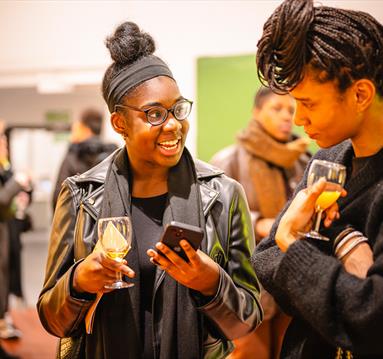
[131,193,167,359]
[351,155,373,178]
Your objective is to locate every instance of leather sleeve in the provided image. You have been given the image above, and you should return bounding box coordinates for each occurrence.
[198,178,263,340]
[37,182,93,337]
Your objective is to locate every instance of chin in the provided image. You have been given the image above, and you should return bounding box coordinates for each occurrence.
[276,134,290,143]
[161,154,183,168]
[316,140,333,148]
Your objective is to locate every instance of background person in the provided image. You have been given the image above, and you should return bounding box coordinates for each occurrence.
[38,21,262,359]
[52,108,117,210]
[252,0,383,357]
[0,124,31,347]
[211,87,310,359]
[8,190,32,307]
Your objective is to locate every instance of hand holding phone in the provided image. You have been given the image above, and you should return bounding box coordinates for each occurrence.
[160,221,204,261]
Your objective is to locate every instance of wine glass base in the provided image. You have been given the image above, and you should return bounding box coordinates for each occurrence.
[104,281,134,289]
[301,231,330,241]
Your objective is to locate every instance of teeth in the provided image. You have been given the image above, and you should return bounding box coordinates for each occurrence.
[159,139,179,146]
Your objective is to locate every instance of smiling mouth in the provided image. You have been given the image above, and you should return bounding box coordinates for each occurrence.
[158,138,180,151]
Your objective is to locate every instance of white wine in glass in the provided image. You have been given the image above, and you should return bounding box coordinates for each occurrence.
[98,216,134,289]
[304,159,346,241]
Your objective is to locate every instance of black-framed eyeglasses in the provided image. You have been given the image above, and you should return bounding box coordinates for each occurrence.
[115,98,193,126]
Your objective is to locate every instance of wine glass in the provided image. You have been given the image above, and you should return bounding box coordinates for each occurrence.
[303,159,346,241]
[98,216,134,289]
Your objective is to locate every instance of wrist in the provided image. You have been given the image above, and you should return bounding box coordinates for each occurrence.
[276,227,297,252]
[72,265,85,294]
[334,230,368,260]
[199,263,220,297]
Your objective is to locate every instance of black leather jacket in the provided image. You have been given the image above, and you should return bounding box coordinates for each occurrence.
[37,152,262,358]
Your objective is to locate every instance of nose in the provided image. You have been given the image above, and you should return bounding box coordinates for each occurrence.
[281,108,293,122]
[293,104,309,127]
[162,112,182,131]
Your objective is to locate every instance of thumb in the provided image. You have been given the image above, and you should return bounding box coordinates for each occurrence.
[306,177,326,206]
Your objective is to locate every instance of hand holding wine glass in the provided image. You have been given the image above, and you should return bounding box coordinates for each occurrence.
[275,175,345,252]
[98,216,134,289]
[303,159,346,241]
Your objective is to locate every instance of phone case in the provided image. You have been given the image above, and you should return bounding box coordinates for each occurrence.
[160,221,204,261]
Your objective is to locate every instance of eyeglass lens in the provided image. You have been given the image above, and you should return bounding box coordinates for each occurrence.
[146,100,192,125]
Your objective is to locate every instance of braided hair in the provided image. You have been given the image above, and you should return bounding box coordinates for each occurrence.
[256,0,383,97]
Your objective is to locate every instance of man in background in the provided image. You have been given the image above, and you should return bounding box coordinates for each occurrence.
[52,108,117,210]
[211,87,310,359]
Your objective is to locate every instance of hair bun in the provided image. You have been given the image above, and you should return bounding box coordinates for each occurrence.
[105,21,156,65]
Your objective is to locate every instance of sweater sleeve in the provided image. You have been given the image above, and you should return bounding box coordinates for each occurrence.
[271,231,383,354]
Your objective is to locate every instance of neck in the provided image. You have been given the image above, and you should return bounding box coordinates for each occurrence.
[351,97,383,157]
[72,132,95,144]
[129,158,169,198]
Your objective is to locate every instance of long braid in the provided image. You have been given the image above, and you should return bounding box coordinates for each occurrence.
[257,0,383,96]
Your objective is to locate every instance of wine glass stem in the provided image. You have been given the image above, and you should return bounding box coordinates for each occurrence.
[116,271,122,282]
[314,209,323,232]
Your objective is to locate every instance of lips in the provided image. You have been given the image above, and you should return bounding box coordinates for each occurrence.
[157,137,182,156]
[304,129,318,139]
[280,124,292,133]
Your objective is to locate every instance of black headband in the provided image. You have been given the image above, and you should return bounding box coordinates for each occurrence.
[106,55,174,113]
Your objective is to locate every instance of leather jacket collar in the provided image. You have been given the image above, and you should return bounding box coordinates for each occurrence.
[71,149,225,219]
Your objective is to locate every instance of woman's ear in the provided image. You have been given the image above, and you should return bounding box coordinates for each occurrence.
[111,112,128,138]
[353,79,376,112]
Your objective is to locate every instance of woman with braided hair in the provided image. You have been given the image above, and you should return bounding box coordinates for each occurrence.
[252,0,383,358]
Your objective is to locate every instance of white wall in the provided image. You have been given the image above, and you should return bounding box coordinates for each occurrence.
[0,0,382,153]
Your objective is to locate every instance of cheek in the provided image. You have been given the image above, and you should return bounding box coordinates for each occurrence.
[127,123,156,147]
[181,121,190,138]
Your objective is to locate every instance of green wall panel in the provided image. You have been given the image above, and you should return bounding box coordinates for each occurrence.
[197,54,261,162]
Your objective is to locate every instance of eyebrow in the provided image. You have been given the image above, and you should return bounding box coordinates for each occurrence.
[142,96,184,108]
[293,96,312,102]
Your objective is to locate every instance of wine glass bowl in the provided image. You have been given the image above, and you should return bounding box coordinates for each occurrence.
[98,216,134,289]
[304,160,346,240]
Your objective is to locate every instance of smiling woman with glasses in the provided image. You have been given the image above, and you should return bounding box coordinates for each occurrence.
[115,98,193,126]
[37,21,262,359]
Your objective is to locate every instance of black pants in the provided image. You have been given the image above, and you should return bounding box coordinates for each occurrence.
[8,219,25,298]
[0,224,9,318]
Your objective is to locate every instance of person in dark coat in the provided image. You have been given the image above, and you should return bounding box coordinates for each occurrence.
[252,0,383,358]
[0,131,31,358]
[52,108,117,210]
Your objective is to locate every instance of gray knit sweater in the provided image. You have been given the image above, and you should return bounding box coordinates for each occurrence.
[253,140,383,358]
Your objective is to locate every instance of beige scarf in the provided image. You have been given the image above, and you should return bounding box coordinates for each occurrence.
[237,120,306,218]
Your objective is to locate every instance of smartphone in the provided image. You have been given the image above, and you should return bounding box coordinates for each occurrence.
[159,221,204,261]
